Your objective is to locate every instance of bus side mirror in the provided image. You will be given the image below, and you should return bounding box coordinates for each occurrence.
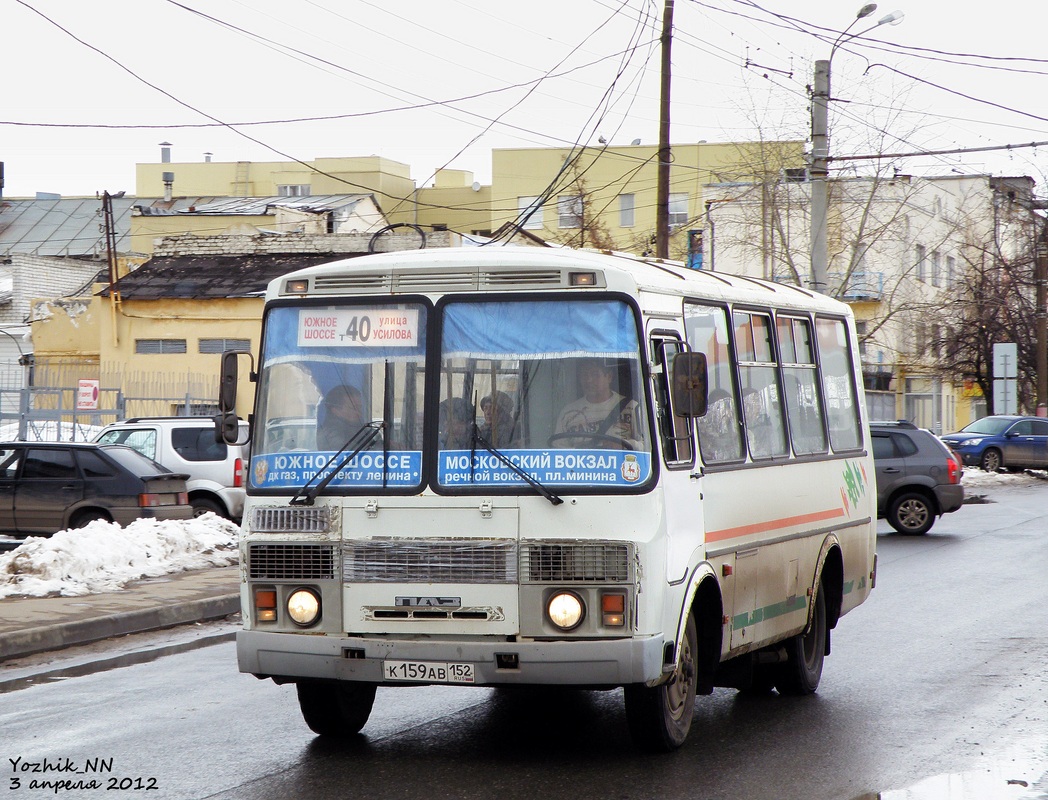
[217,350,253,445]
[671,352,708,417]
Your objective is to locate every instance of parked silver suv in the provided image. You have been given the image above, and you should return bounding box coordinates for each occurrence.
[94,417,247,520]
[871,421,964,535]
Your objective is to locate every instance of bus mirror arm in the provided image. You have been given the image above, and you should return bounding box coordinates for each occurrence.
[471,425,564,506]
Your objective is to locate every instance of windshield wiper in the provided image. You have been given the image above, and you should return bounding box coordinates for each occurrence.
[470,424,563,506]
[289,421,386,506]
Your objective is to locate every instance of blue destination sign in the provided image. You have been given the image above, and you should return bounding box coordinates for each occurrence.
[251,450,422,488]
[438,449,651,487]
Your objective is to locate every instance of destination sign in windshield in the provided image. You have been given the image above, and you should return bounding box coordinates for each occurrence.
[298,309,420,347]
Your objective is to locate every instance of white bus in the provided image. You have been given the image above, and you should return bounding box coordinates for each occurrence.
[220,246,877,751]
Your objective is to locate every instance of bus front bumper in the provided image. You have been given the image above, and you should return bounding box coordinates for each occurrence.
[237,629,667,686]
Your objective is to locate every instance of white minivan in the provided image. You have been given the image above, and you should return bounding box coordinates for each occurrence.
[94,417,248,520]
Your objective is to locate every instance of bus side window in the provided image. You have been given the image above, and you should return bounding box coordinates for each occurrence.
[777,316,828,456]
[734,311,788,460]
[684,304,744,464]
[650,336,694,466]
[816,317,863,452]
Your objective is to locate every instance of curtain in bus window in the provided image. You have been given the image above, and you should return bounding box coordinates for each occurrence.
[442,300,639,359]
[816,317,862,451]
[734,312,788,459]
[777,316,828,455]
[684,304,743,463]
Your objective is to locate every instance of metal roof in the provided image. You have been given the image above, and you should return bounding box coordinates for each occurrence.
[0,196,222,257]
[171,194,373,216]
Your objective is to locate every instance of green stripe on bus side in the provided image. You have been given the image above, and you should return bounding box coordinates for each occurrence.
[732,594,807,629]
[733,576,868,629]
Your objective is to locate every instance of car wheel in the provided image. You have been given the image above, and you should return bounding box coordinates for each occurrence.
[980,448,1002,472]
[888,491,935,535]
[71,510,112,528]
[191,497,226,519]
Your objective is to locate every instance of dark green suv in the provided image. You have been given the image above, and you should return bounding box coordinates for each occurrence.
[871,421,965,535]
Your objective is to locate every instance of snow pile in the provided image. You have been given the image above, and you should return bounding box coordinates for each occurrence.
[0,514,239,599]
[961,467,1048,488]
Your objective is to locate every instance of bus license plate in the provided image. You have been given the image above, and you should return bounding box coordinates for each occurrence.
[383,660,475,684]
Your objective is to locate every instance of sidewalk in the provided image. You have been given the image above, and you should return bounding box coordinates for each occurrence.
[0,565,241,662]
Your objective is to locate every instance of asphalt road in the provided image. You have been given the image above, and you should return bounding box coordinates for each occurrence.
[2,478,1047,800]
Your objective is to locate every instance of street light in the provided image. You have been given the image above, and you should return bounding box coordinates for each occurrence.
[810,4,904,294]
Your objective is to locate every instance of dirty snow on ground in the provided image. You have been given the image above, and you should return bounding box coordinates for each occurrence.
[0,514,239,599]
[961,467,1048,489]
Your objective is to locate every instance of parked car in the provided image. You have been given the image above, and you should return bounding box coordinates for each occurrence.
[870,421,964,535]
[94,417,248,520]
[0,442,192,536]
[940,415,1048,472]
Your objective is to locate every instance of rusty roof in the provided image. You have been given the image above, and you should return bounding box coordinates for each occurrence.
[98,252,360,299]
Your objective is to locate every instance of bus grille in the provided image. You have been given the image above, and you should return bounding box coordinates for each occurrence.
[520,542,633,583]
[249,544,337,580]
[343,539,517,584]
[250,505,334,533]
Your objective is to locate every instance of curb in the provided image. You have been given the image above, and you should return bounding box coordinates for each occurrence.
[0,594,241,662]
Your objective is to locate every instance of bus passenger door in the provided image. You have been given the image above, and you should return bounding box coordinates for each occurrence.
[648,327,703,583]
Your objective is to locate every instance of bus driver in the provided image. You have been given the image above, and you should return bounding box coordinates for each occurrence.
[554,358,642,448]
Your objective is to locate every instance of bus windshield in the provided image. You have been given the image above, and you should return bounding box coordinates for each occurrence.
[436,298,651,490]
[251,301,428,491]
[248,296,652,493]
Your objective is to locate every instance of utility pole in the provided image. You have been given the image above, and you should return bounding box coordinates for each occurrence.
[655,0,674,260]
[1037,222,1048,414]
[809,59,830,293]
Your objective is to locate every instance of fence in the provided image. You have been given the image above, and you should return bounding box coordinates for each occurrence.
[0,362,221,442]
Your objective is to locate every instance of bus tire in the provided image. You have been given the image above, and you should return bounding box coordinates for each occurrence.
[296,680,376,737]
[624,612,697,751]
[775,584,826,696]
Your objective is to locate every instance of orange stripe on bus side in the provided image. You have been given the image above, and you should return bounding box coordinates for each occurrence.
[706,507,847,543]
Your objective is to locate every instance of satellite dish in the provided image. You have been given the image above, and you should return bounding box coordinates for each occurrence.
[471,182,481,192]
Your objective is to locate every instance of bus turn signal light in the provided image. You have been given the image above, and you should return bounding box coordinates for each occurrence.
[602,592,625,627]
[255,589,277,622]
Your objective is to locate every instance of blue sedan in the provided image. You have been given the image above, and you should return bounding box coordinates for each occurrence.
[940,415,1048,472]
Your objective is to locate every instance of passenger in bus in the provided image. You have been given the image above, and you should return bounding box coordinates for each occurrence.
[438,397,475,450]
[479,391,515,447]
[697,388,740,462]
[317,385,367,451]
[554,359,641,448]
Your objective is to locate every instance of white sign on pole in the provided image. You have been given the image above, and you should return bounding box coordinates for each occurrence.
[993,342,1018,378]
[993,378,1018,415]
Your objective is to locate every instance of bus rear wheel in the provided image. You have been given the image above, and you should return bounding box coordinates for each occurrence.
[296,680,376,737]
[624,612,697,751]
[775,585,826,696]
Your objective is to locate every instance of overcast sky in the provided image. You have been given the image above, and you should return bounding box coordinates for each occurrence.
[3,0,1048,199]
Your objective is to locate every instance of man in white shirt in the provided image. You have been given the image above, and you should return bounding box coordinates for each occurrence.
[554,359,641,448]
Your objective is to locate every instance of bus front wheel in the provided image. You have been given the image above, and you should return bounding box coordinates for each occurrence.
[296,680,376,737]
[775,585,826,696]
[624,612,697,751]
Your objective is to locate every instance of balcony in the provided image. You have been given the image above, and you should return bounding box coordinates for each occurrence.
[832,271,884,301]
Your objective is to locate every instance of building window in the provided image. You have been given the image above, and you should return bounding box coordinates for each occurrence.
[277,184,311,197]
[518,196,543,230]
[915,244,926,282]
[199,338,250,354]
[946,255,955,288]
[669,193,689,227]
[135,339,187,354]
[931,250,941,287]
[558,195,583,228]
[620,194,635,228]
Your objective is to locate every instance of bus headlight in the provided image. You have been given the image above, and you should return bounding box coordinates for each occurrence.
[287,588,321,627]
[547,591,585,630]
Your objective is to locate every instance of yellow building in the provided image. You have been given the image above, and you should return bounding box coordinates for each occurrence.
[133,142,804,256]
